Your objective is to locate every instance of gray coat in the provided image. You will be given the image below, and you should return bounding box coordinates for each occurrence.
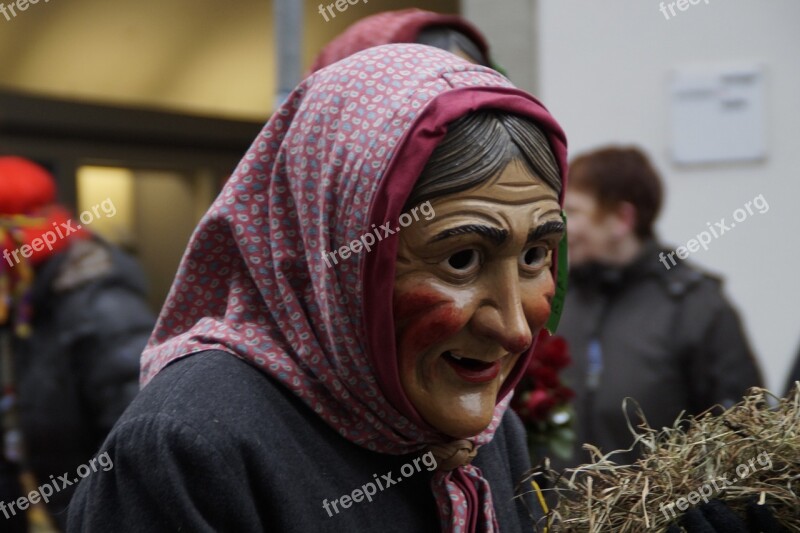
[68,351,544,532]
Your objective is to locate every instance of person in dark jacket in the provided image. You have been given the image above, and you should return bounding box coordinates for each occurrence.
[0,156,155,532]
[558,146,764,467]
[67,44,571,532]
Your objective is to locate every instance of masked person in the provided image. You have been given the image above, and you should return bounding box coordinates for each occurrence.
[310,8,493,72]
[558,146,763,467]
[0,157,155,531]
[67,44,569,532]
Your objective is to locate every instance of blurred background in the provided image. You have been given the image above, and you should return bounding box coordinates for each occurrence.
[1,0,797,392]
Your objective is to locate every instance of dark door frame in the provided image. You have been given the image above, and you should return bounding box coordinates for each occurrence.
[0,89,264,209]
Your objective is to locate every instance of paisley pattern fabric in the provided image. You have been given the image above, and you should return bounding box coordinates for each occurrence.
[140,44,568,533]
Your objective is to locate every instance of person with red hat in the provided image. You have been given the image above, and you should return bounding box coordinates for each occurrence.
[0,156,155,532]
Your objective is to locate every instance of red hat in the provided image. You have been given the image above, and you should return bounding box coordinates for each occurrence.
[0,156,57,215]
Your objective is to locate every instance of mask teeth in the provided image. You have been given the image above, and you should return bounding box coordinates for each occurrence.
[446,351,464,361]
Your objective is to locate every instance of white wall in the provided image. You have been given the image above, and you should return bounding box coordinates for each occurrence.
[536,0,800,392]
[462,0,538,94]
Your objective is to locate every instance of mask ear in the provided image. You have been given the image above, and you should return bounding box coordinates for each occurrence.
[545,210,568,334]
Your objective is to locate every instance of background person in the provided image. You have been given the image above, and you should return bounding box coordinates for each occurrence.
[557,146,763,466]
[0,156,155,531]
[309,8,494,72]
[67,44,569,532]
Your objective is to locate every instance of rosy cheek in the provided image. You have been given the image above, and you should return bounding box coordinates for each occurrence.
[524,279,556,333]
[394,289,467,359]
[526,299,552,332]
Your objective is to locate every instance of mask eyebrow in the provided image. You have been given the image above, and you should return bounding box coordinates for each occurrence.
[526,220,565,245]
[429,224,508,246]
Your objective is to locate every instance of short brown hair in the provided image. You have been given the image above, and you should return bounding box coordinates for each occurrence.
[568,146,662,239]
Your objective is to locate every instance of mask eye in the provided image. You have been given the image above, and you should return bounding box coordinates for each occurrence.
[520,245,549,270]
[441,249,480,274]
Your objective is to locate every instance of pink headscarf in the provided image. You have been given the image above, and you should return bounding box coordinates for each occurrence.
[309,8,490,73]
[141,44,568,533]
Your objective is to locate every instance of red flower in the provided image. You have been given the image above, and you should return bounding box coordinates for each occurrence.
[512,331,576,455]
[533,331,571,370]
[553,385,575,403]
[532,365,559,389]
[524,358,540,379]
[513,330,575,424]
[525,389,557,421]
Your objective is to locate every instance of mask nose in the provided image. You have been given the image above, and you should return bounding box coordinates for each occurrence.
[469,267,532,354]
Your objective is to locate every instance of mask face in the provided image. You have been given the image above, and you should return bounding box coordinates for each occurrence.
[393,161,563,438]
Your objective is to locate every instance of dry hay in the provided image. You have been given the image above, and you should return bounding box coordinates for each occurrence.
[526,384,800,532]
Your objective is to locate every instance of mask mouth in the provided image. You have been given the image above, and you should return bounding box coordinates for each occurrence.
[443,350,495,371]
[442,350,502,384]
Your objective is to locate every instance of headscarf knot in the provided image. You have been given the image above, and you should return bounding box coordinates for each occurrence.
[426,439,478,471]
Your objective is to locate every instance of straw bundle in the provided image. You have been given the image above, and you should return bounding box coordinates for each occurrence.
[527,385,800,532]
